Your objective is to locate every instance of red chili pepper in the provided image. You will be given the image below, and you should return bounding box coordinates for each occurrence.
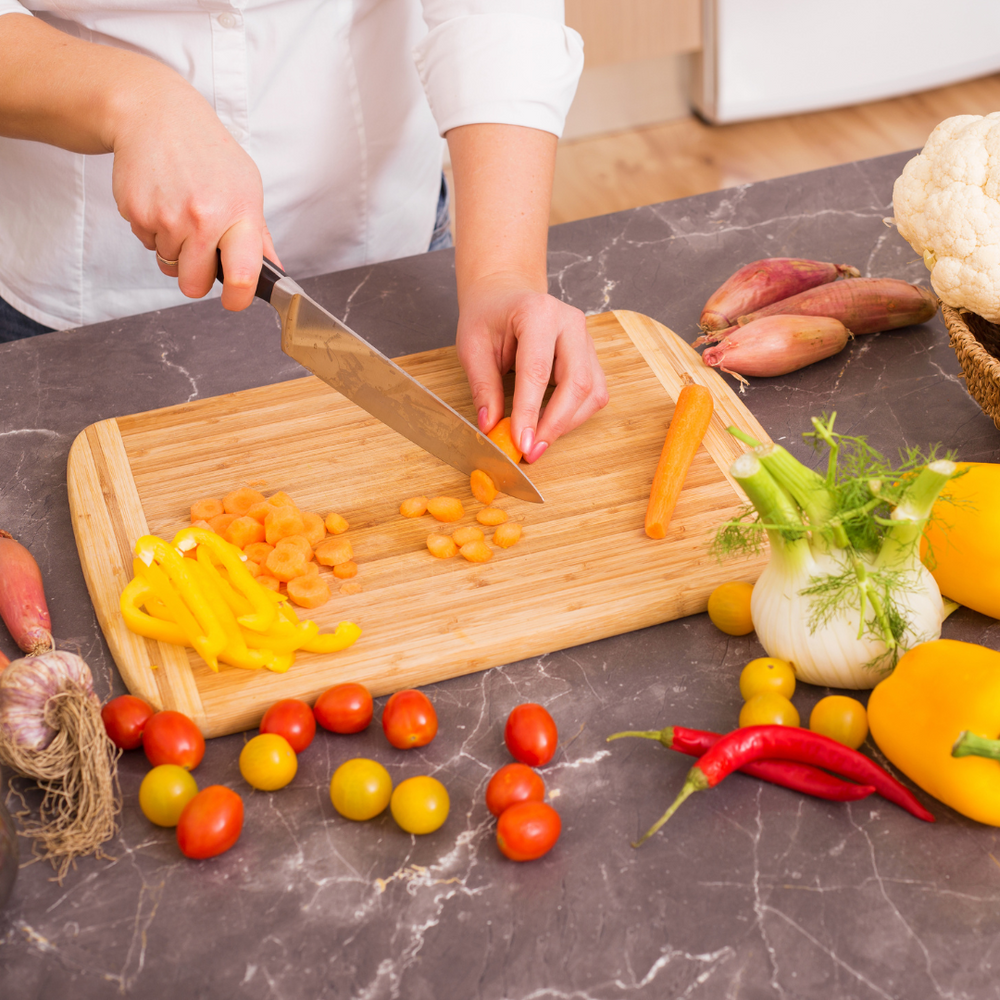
[608,726,876,803]
[633,724,934,847]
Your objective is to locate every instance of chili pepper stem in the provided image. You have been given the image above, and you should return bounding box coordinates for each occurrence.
[607,729,673,747]
[632,768,711,848]
[951,730,1000,761]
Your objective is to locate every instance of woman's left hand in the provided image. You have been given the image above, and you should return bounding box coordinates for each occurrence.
[456,272,608,464]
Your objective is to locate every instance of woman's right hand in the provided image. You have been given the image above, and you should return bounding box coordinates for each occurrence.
[0,15,277,311]
[109,73,279,311]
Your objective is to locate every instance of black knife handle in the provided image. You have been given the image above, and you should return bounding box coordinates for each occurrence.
[215,250,287,304]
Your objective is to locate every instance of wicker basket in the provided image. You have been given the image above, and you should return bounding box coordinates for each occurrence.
[942,304,1000,431]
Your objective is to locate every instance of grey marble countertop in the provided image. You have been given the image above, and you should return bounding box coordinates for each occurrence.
[3,150,1000,1000]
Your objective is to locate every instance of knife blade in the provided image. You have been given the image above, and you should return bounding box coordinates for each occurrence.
[217,256,543,503]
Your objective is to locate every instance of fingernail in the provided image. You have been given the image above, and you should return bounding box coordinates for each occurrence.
[478,407,489,431]
[520,428,534,454]
[527,440,548,463]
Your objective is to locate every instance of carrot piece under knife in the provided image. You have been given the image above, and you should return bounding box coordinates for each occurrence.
[644,383,714,539]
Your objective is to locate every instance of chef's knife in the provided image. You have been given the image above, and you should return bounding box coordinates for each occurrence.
[216,256,543,503]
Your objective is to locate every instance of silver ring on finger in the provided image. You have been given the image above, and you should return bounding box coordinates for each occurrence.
[155,250,180,268]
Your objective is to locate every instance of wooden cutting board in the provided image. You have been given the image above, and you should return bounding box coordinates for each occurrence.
[67,310,771,738]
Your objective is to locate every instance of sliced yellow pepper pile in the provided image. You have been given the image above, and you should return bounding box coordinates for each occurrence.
[119,526,361,673]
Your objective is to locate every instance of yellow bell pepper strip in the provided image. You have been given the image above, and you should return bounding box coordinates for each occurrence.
[264,651,296,674]
[195,545,255,618]
[868,638,1000,825]
[186,560,275,671]
[134,536,226,670]
[921,462,1000,619]
[302,621,362,654]
[120,576,188,646]
[242,618,319,654]
[173,526,276,633]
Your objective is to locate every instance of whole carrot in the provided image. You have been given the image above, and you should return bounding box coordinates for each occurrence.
[644,382,714,539]
[633,724,933,846]
[607,725,876,803]
[700,258,860,332]
[736,277,938,334]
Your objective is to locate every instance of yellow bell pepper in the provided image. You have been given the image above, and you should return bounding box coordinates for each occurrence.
[922,462,1000,619]
[868,638,1000,825]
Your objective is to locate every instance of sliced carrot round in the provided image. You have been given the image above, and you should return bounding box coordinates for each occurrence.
[286,574,331,609]
[324,512,349,535]
[399,497,428,518]
[427,497,464,522]
[476,507,508,526]
[265,546,309,582]
[452,526,484,547]
[492,523,522,548]
[460,540,493,563]
[470,470,497,505]
[427,534,458,558]
[333,560,358,579]
[316,537,353,566]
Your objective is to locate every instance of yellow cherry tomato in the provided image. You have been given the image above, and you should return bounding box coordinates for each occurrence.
[707,581,754,636]
[390,775,450,835]
[809,695,868,750]
[739,692,800,728]
[139,764,199,827]
[330,758,392,821]
[239,733,298,791]
[739,656,796,701]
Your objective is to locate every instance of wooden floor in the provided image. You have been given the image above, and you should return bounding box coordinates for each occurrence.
[550,72,1000,225]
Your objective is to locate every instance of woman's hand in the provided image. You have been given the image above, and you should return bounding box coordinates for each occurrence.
[446,122,609,463]
[110,84,280,311]
[456,273,608,463]
[0,15,277,311]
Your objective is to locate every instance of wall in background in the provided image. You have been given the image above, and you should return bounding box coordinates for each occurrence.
[693,0,1000,124]
[562,0,700,141]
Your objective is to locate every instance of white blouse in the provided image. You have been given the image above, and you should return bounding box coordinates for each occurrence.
[0,0,583,329]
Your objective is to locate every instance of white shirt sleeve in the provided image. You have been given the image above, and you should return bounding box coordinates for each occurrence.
[0,3,33,15]
[414,0,583,138]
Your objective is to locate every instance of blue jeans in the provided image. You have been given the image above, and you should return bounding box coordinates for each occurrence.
[1,174,453,340]
[428,173,453,252]
[0,295,53,343]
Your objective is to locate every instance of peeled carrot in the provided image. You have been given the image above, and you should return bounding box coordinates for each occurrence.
[0,530,53,654]
[644,384,714,540]
[488,418,522,464]
[700,258,860,332]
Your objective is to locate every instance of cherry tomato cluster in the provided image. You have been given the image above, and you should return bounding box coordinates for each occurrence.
[484,703,562,862]
[102,696,241,860]
[102,681,454,858]
[736,656,869,749]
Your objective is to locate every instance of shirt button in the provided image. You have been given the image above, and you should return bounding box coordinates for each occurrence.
[217,12,238,28]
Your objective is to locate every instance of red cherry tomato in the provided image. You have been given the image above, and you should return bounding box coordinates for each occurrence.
[314,683,373,734]
[176,785,244,860]
[504,703,558,767]
[382,690,437,750]
[101,695,155,750]
[485,763,546,818]
[496,801,561,861]
[259,698,316,753]
[142,711,206,770]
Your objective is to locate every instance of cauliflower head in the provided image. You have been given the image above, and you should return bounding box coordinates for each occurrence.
[893,112,1000,322]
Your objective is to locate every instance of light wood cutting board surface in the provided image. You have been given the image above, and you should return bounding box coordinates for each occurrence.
[67,310,771,737]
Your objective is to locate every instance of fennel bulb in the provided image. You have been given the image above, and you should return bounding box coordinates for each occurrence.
[720,415,956,689]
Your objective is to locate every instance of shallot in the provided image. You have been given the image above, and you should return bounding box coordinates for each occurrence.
[0,530,53,655]
[701,314,849,384]
[699,258,859,332]
[736,277,936,335]
[0,650,119,878]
